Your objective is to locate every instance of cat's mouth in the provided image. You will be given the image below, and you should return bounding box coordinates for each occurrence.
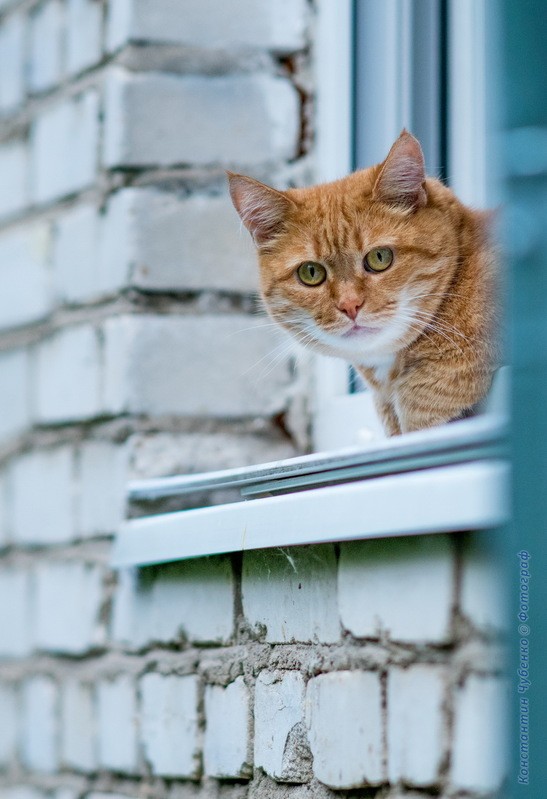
[341,323,382,338]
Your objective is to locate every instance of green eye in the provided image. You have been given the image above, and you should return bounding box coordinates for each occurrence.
[364,247,394,273]
[297,261,327,286]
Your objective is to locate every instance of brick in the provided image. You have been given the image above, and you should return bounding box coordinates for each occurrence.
[204,677,251,779]
[0,13,25,112]
[35,325,102,423]
[254,670,311,783]
[21,677,58,772]
[103,68,299,168]
[60,681,96,771]
[387,665,446,786]
[53,204,100,304]
[28,0,63,93]
[338,536,455,643]
[11,447,74,545]
[31,90,99,204]
[140,673,199,778]
[102,314,292,418]
[451,675,508,792]
[97,189,136,293]
[128,190,258,293]
[0,139,28,219]
[78,441,128,537]
[242,545,339,644]
[0,682,19,766]
[112,557,233,647]
[34,561,104,654]
[66,0,102,75]
[0,348,31,442]
[306,671,384,789]
[0,568,32,657]
[97,676,138,772]
[2,789,48,799]
[460,535,508,632]
[0,470,8,547]
[129,430,295,480]
[0,222,52,330]
[106,0,308,53]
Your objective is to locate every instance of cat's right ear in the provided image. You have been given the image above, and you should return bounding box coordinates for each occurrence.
[227,172,294,247]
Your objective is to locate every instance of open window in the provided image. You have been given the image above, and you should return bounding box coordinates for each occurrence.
[313,0,497,450]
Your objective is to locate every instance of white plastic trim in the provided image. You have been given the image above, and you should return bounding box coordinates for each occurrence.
[113,461,509,567]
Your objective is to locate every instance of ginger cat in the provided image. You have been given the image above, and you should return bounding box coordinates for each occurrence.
[228,131,498,436]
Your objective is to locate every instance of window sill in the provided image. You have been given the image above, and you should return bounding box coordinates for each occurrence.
[112,415,509,568]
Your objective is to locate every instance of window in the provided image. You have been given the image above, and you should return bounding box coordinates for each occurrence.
[113,0,507,568]
[314,0,496,450]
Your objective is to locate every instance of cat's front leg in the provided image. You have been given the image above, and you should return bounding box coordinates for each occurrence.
[394,363,489,434]
[372,394,401,437]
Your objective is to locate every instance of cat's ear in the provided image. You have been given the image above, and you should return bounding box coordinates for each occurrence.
[373,130,427,211]
[227,172,294,246]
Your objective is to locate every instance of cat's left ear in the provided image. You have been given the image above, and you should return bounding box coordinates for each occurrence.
[227,172,295,247]
[373,130,427,211]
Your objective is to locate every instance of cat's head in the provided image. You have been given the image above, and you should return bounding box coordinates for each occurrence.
[228,131,461,365]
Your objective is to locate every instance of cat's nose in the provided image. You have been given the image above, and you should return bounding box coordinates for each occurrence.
[337,298,364,321]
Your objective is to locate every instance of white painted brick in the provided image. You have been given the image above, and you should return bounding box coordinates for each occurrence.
[11,447,74,545]
[0,222,52,329]
[103,68,299,168]
[2,789,48,799]
[0,348,31,442]
[129,430,295,480]
[53,204,100,304]
[78,441,128,537]
[21,676,58,773]
[34,561,103,654]
[0,470,8,547]
[204,677,250,779]
[0,13,25,112]
[107,0,308,53]
[60,680,96,771]
[85,795,136,799]
[0,139,28,219]
[254,670,311,783]
[28,1,63,93]
[66,0,102,74]
[306,671,384,789]
[112,557,234,648]
[338,536,455,643]
[0,568,32,657]
[461,536,508,632]
[35,325,102,423]
[242,545,339,644]
[387,665,446,786]
[97,676,138,772]
[129,190,258,293]
[140,673,199,778]
[97,189,136,293]
[102,314,291,418]
[31,91,99,204]
[0,682,19,765]
[451,675,508,793]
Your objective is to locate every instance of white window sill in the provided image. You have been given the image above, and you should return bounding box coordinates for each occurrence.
[112,415,509,568]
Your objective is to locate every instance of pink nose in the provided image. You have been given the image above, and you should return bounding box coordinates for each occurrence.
[337,298,363,321]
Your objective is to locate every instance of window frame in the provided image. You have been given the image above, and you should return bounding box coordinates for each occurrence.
[313,0,491,451]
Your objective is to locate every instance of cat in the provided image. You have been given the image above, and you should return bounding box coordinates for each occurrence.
[227,130,498,436]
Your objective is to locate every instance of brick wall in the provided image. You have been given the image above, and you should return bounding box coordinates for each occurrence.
[0,1,507,797]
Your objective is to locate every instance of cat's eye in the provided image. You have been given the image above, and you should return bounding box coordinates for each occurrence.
[297,261,327,286]
[364,247,394,273]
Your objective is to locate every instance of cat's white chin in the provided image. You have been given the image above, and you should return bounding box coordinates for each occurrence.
[304,317,410,364]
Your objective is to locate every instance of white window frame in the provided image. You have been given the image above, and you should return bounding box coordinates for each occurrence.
[313,0,491,452]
